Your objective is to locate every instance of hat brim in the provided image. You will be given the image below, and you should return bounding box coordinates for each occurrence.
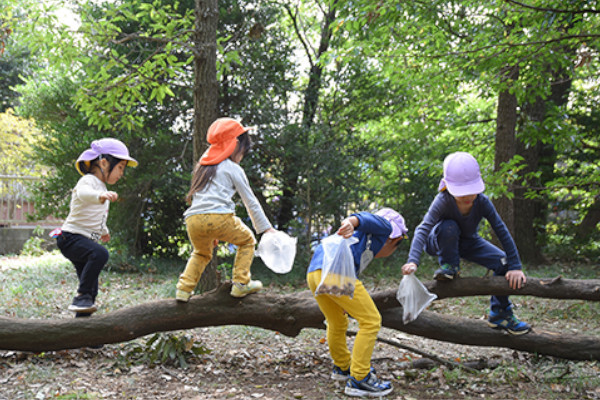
[445,179,485,197]
[199,139,238,166]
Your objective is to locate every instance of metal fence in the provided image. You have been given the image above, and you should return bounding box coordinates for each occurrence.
[0,175,62,226]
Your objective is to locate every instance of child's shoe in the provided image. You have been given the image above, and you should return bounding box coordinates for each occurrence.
[433,263,460,281]
[68,293,97,313]
[345,371,393,397]
[230,280,263,298]
[176,289,192,303]
[488,308,531,335]
[331,365,350,381]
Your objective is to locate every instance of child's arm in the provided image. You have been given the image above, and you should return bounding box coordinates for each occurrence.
[230,164,272,233]
[403,193,447,274]
[481,196,526,289]
[337,216,359,238]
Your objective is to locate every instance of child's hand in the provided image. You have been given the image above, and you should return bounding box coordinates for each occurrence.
[100,234,111,243]
[337,217,358,238]
[506,270,526,289]
[402,263,417,275]
[100,191,119,203]
[264,227,277,234]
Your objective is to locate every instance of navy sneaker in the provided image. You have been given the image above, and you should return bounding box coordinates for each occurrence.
[488,309,531,335]
[68,293,97,313]
[331,365,350,381]
[345,371,393,397]
[433,263,460,281]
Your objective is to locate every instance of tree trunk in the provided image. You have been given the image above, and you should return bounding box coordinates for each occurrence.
[1,277,598,360]
[494,65,519,237]
[193,0,220,291]
[575,196,600,241]
[277,1,338,230]
[192,0,218,163]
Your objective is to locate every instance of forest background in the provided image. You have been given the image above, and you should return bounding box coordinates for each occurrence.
[1,0,598,278]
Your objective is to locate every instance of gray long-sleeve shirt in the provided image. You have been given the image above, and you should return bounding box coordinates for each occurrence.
[407,191,522,270]
[183,159,272,234]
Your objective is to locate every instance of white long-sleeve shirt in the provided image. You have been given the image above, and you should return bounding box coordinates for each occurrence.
[61,174,110,241]
[183,159,272,234]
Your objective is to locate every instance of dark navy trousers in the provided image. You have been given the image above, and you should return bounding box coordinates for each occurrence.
[57,232,108,301]
[426,219,511,312]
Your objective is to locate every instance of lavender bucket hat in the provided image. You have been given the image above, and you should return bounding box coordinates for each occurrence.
[438,151,485,196]
[375,208,409,239]
[76,138,138,175]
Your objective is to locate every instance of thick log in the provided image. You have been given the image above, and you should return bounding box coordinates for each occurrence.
[0,279,598,360]
[373,276,600,309]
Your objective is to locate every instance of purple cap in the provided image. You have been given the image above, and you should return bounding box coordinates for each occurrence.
[76,138,138,175]
[438,152,485,196]
[375,208,409,239]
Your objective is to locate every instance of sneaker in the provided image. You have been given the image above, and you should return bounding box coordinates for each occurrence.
[488,309,531,335]
[176,289,192,303]
[230,280,263,298]
[331,365,350,381]
[68,294,97,313]
[333,366,377,381]
[433,263,460,281]
[345,371,393,397]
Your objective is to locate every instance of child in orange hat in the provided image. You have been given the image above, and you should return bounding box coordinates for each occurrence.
[176,118,276,301]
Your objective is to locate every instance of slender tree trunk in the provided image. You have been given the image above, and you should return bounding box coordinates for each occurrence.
[193,0,219,291]
[494,65,519,237]
[278,1,338,230]
[575,196,600,241]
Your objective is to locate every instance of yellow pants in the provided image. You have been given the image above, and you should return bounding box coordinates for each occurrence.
[177,213,256,293]
[307,270,382,380]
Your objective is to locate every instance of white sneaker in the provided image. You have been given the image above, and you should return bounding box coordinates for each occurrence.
[230,280,263,298]
[175,289,192,302]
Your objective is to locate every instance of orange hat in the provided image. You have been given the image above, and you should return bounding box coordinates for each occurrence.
[199,118,249,165]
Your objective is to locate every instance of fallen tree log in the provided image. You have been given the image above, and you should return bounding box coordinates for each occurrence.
[0,277,600,360]
[1,277,599,360]
[373,276,600,308]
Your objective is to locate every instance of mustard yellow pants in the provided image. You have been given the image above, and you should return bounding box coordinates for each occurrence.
[307,270,382,380]
[177,213,256,293]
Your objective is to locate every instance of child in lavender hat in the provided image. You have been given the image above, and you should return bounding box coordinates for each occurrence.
[401,151,530,335]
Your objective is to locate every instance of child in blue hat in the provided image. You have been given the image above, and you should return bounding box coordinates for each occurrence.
[401,152,530,335]
[307,208,408,398]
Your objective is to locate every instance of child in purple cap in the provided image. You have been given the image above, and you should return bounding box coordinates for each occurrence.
[401,151,530,335]
[54,138,138,317]
[307,208,408,397]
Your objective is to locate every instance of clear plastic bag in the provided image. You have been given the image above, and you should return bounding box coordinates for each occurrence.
[315,235,358,297]
[255,230,297,274]
[396,273,437,324]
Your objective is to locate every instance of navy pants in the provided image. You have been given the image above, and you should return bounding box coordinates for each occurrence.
[426,220,511,312]
[57,232,108,301]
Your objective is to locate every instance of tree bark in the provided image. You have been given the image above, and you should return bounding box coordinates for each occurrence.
[575,195,600,241]
[1,277,598,359]
[192,0,220,291]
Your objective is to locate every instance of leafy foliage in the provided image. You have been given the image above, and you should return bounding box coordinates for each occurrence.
[117,332,211,369]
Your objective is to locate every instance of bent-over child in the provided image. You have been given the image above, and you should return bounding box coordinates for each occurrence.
[307,208,408,397]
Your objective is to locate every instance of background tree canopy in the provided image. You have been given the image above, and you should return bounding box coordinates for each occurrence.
[3,0,598,271]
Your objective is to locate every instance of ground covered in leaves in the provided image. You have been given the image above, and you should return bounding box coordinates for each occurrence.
[1,254,599,399]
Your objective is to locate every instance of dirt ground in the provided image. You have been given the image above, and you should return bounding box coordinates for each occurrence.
[2,323,599,400]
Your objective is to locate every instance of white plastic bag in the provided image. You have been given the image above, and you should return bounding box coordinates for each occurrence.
[396,274,437,324]
[315,235,358,297]
[255,230,297,274]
